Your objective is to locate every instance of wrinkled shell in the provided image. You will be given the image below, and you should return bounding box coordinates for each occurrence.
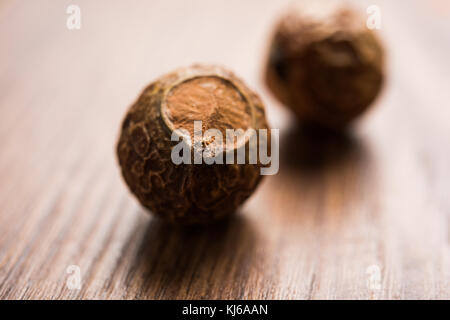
[265,3,385,129]
[117,65,269,224]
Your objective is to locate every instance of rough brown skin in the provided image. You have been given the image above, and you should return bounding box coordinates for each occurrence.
[265,3,385,129]
[117,65,269,224]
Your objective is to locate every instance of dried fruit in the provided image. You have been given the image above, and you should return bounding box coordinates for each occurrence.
[117,65,269,224]
[265,2,385,129]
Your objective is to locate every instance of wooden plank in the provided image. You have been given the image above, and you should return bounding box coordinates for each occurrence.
[0,0,448,299]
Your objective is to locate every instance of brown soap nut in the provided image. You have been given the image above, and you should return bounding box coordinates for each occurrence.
[265,2,385,129]
[117,65,270,224]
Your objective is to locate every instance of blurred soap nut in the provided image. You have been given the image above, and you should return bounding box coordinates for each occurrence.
[117,64,270,224]
[265,1,385,129]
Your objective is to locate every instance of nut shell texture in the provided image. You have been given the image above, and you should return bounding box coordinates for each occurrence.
[117,65,269,224]
[265,2,384,128]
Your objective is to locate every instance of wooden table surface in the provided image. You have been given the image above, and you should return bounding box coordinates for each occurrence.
[0,0,449,299]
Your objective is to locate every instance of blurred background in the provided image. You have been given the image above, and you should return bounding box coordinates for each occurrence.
[0,0,449,299]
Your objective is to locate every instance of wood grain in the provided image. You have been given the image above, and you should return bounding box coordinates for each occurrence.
[0,0,449,299]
